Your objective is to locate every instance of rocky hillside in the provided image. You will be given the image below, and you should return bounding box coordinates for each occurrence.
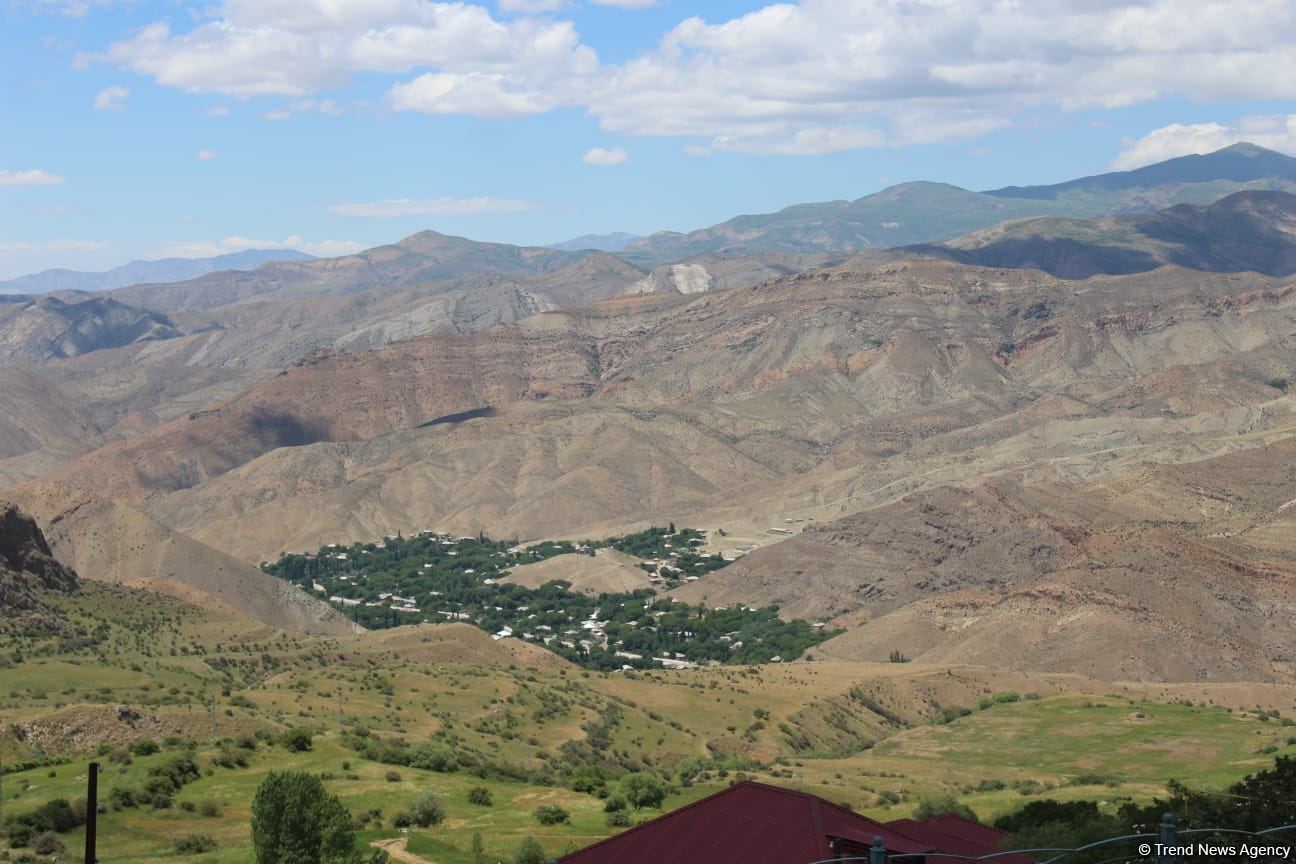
[0,503,77,618]
[0,294,181,364]
[911,190,1296,278]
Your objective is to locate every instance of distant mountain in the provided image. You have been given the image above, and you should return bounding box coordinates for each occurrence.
[908,190,1296,279]
[985,142,1296,201]
[548,232,642,252]
[0,248,315,295]
[626,144,1296,261]
[0,293,182,364]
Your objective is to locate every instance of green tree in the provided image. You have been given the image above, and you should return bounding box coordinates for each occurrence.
[515,837,547,864]
[251,771,356,864]
[618,773,666,810]
[912,794,978,823]
[280,727,314,753]
[402,792,446,828]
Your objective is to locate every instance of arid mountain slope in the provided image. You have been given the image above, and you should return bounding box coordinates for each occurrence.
[47,261,1296,569]
[0,293,181,364]
[0,503,78,617]
[914,191,1296,279]
[675,439,1296,681]
[4,483,356,636]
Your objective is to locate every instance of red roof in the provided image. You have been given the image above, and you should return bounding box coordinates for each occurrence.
[559,781,1017,864]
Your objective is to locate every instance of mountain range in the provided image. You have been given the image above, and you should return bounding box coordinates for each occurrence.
[3,143,1296,682]
[0,247,313,295]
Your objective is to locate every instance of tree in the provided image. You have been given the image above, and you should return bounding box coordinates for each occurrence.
[251,771,357,864]
[515,837,547,864]
[280,727,314,753]
[408,742,458,772]
[618,773,667,810]
[912,794,978,823]
[402,792,446,828]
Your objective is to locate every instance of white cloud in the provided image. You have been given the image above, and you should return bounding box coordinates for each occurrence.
[197,148,220,160]
[260,98,344,121]
[1113,117,1296,170]
[583,146,628,166]
[0,169,67,188]
[589,0,662,6]
[498,0,566,11]
[328,196,539,218]
[98,0,1296,155]
[92,84,129,110]
[0,239,113,280]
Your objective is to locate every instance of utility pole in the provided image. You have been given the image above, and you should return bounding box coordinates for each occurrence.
[85,761,101,864]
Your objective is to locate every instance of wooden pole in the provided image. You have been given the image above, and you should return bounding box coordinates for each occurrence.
[85,761,100,864]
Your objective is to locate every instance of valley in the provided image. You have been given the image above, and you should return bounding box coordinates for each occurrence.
[4,142,1296,863]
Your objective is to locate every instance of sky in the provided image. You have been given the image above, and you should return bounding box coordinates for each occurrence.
[2,0,1296,279]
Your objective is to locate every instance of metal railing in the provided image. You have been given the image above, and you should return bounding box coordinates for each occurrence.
[810,815,1296,864]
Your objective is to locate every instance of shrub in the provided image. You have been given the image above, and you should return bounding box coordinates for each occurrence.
[33,832,64,856]
[533,804,570,825]
[467,787,493,806]
[401,792,446,829]
[913,795,978,823]
[408,742,458,773]
[130,739,160,756]
[606,811,631,828]
[174,834,218,854]
[618,773,666,810]
[280,727,314,753]
[200,800,222,818]
[384,770,402,783]
[514,837,547,864]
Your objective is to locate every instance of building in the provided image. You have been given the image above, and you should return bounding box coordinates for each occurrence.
[559,781,1022,864]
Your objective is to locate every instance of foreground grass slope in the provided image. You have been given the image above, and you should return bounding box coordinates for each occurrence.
[4,584,1296,863]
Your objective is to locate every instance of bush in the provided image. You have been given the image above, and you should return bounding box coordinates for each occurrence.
[913,795,978,823]
[606,811,631,828]
[603,796,627,813]
[130,739,160,756]
[200,800,222,818]
[467,787,493,806]
[533,804,570,825]
[402,792,446,828]
[408,742,458,773]
[515,837,547,864]
[618,773,666,810]
[385,770,402,783]
[175,834,218,854]
[33,832,64,856]
[281,727,314,753]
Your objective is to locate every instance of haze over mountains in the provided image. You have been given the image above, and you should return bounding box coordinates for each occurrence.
[4,143,1296,681]
[0,247,313,295]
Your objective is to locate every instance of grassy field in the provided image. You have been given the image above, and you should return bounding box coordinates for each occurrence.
[4,583,1296,863]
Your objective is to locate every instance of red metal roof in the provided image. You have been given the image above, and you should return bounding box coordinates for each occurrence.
[559,781,1016,864]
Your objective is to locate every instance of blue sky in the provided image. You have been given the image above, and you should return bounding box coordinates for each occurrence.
[2,0,1295,279]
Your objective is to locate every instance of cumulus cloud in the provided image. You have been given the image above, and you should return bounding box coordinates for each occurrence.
[1113,117,1296,169]
[498,0,566,11]
[98,0,1296,155]
[583,146,628,166]
[93,84,129,110]
[0,169,67,188]
[328,196,539,218]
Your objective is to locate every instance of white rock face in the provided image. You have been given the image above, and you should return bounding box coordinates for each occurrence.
[631,263,713,295]
[669,264,713,294]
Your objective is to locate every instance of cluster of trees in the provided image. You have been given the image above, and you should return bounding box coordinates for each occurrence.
[991,756,1296,860]
[265,530,834,668]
